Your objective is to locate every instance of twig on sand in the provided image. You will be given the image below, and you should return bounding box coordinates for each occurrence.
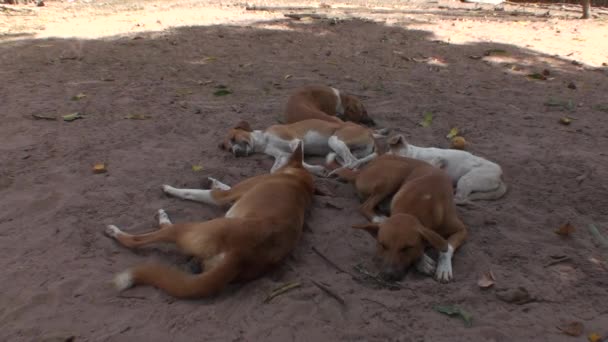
[117,294,147,300]
[284,13,328,20]
[588,224,608,249]
[311,246,350,275]
[263,282,301,303]
[245,5,319,11]
[543,256,572,268]
[353,264,402,290]
[311,280,346,306]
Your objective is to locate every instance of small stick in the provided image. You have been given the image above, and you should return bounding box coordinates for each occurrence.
[311,246,349,275]
[588,224,608,249]
[353,264,402,290]
[543,256,572,268]
[263,282,301,303]
[117,295,147,300]
[311,280,346,306]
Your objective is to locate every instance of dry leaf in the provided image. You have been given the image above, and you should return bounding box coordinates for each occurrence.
[446,127,459,139]
[527,73,547,80]
[555,222,575,236]
[284,74,293,80]
[419,112,433,127]
[451,136,466,150]
[588,333,602,342]
[477,271,495,288]
[433,305,473,327]
[93,163,107,174]
[72,93,87,101]
[192,165,203,172]
[557,321,583,337]
[559,117,572,125]
[62,113,83,122]
[484,49,507,56]
[124,114,150,120]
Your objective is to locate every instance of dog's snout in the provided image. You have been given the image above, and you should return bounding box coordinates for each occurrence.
[363,117,376,126]
[379,265,404,281]
[231,145,249,157]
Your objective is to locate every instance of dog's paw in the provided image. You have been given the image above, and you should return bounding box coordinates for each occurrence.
[416,253,437,276]
[162,184,177,196]
[208,177,231,190]
[113,270,134,291]
[156,209,171,225]
[435,253,453,283]
[105,225,123,238]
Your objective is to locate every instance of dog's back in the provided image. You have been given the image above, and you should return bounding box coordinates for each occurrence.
[285,85,342,124]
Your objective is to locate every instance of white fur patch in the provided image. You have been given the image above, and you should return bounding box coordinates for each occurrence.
[372,215,388,223]
[435,244,454,283]
[208,177,231,190]
[331,87,344,115]
[163,184,217,204]
[105,225,123,238]
[114,270,134,291]
[157,209,171,225]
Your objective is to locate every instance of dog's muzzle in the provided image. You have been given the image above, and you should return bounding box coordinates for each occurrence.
[231,145,250,157]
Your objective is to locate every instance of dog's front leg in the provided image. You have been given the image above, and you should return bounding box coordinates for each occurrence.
[162,185,220,205]
[349,152,378,170]
[270,155,289,173]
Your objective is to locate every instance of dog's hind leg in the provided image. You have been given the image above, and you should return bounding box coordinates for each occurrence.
[328,135,359,168]
[454,167,506,204]
[105,222,178,249]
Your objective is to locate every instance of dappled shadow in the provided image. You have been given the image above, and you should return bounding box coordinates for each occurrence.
[1,15,607,342]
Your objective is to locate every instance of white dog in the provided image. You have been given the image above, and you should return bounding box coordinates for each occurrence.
[386,135,506,204]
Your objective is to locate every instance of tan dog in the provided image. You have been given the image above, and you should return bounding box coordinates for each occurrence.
[220,119,383,176]
[284,85,374,126]
[104,143,314,299]
[335,154,467,283]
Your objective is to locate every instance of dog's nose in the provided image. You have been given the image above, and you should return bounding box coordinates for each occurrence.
[363,118,376,126]
[379,270,402,282]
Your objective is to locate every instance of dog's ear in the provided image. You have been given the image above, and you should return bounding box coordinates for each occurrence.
[416,225,448,253]
[387,134,406,147]
[352,223,380,238]
[233,120,252,132]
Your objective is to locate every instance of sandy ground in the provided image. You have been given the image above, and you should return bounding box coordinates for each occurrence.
[1,0,608,341]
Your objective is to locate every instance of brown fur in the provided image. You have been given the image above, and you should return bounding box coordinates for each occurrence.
[284,85,374,126]
[108,143,315,298]
[338,154,467,281]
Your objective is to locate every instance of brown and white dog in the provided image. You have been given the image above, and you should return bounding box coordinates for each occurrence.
[284,85,375,126]
[220,119,384,176]
[334,154,467,283]
[105,143,314,299]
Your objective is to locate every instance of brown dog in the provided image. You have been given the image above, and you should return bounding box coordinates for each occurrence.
[105,142,314,299]
[219,119,383,176]
[284,85,374,126]
[335,154,467,283]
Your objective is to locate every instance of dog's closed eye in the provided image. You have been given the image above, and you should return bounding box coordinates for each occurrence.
[379,242,388,250]
[400,246,409,253]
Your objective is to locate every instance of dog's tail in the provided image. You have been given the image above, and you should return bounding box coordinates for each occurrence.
[113,255,239,299]
[466,181,508,202]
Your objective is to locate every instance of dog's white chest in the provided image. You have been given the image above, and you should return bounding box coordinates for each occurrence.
[302,131,330,155]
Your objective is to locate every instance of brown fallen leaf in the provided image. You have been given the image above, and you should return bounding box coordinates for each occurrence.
[557,321,583,337]
[93,163,107,174]
[496,286,533,305]
[477,271,495,288]
[560,117,572,125]
[71,93,87,101]
[588,333,602,342]
[451,136,466,150]
[555,222,575,236]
